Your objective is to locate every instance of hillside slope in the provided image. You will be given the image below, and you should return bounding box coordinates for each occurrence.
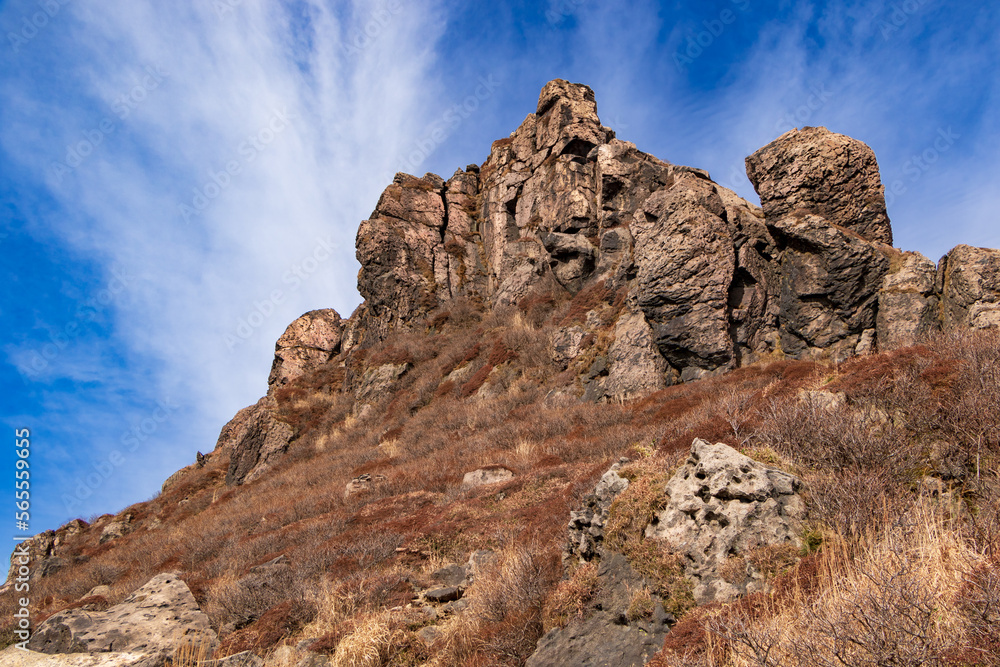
[4,80,999,666]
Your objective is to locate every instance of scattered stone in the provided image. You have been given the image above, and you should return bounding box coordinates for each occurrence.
[423,586,462,603]
[432,563,470,588]
[461,466,515,491]
[28,572,217,659]
[417,625,443,646]
[645,439,807,603]
[467,550,497,581]
[344,473,386,498]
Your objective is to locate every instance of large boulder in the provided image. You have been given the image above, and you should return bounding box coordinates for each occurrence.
[745,126,893,245]
[217,396,293,486]
[769,212,888,361]
[939,244,1000,330]
[605,308,668,399]
[633,172,736,379]
[877,251,941,349]
[28,572,217,659]
[646,439,807,604]
[267,309,343,391]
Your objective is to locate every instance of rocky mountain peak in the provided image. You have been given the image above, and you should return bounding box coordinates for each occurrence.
[343,79,999,391]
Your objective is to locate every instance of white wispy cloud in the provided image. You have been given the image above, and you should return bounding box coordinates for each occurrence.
[2,0,448,525]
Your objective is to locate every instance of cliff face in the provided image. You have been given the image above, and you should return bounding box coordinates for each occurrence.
[349,79,995,370]
[212,78,999,486]
[8,80,1000,667]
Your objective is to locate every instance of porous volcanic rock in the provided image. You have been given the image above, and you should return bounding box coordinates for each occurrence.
[267,308,343,391]
[28,572,217,658]
[646,439,807,604]
[746,126,893,245]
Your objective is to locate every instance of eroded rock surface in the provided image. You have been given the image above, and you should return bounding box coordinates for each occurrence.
[940,244,1000,330]
[646,439,806,604]
[746,126,892,245]
[878,251,940,349]
[217,396,293,486]
[268,308,343,391]
[28,572,217,659]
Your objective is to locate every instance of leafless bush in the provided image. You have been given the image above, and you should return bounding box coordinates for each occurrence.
[754,397,909,472]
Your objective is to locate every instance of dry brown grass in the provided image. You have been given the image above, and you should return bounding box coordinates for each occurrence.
[4,315,998,665]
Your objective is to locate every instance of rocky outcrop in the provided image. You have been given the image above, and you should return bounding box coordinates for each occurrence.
[527,555,671,667]
[768,212,888,360]
[878,251,940,349]
[532,460,673,666]
[196,78,1000,496]
[566,458,630,562]
[646,439,807,604]
[28,572,217,659]
[939,244,1000,330]
[268,309,343,391]
[745,126,893,245]
[218,396,293,486]
[2,519,87,593]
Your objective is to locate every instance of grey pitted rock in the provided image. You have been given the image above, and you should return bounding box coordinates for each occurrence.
[878,251,941,349]
[567,458,630,562]
[940,244,1000,330]
[218,396,293,486]
[267,309,343,391]
[746,126,892,245]
[28,572,217,658]
[646,439,806,604]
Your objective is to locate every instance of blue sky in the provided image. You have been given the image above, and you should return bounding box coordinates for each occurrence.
[1,0,998,539]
